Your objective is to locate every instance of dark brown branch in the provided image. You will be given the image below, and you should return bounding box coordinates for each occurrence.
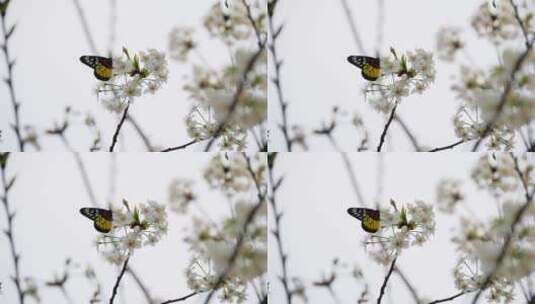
[509,0,530,49]
[470,155,535,303]
[428,139,465,152]
[161,140,198,152]
[202,154,266,303]
[376,102,398,152]
[427,291,468,304]
[269,0,292,151]
[203,41,266,151]
[109,102,131,152]
[376,257,397,304]
[471,37,534,151]
[0,154,25,304]
[241,0,263,49]
[160,291,200,304]
[268,153,293,304]
[1,8,24,151]
[126,115,154,152]
[109,256,130,304]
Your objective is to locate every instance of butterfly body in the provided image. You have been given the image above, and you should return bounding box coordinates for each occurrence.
[80,56,113,81]
[347,207,381,233]
[80,207,113,233]
[347,55,381,81]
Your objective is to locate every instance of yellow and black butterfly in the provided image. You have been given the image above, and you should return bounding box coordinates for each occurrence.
[347,55,381,81]
[347,207,381,233]
[80,207,113,233]
[79,56,113,81]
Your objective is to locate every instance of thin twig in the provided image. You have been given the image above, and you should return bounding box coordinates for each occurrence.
[428,139,465,152]
[376,257,397,304]
[340,153,366,205]
[376,102,399,152]
[161,140,198,152]
[393,115,421,151]
[268,153,293,304]
[269,0,292,151]
[109,102,131,152]
[471,38,534,151]
[109,256,130,304]
[470,155,535,303]
[394,268,420,304]
[160,291,200,304]
[339,0,365,53]
[126,115,155,151]
[0,154,25,304]
[241,0,263,49]
[203,42,266,151]
[1,8,24,151]
[71,0,97,53]
[509,0,530,49]
[126,267,153,304]
[202,154,266,304]
[427,291,468,304]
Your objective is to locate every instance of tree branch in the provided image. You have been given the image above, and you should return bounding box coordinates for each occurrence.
[0,153,25,304]
[393,115,421,151]
[109,256,130,304]
[126,115,155,152]
[161,140,198,152]
[109,102,131,152]
[471,37,534,151]
[376,102,399,152]
[427,291,468,304]
[339,0,365,53]
[470,155,535,303]
[203,41,266,151]
[268,153,293,304]
[126,267,153,304]
[1,7,24,151]
[428,139,465,152]
[269,0,292,151]
[160,291,200,304]
[202,154,266,303]
[376,257,397,304]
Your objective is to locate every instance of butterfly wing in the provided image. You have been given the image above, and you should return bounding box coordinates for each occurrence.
[347,56,381,81]
[80,208,113,233]
[347,207,381,233]
[80,56,113,81]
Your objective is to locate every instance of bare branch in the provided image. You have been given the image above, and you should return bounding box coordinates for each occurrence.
[161,140,198,152]
[427,291,468,304]
[71,0,97,53]
[269,0,293,151]
[109,256,130,304]
[376,257,397,304]
[339,0,365,54]
[109,102,131,152]
[428,139,465,152]
[126,115,155,152]
[160,291,200,304]
[268,153,293,304]
[376,102,399,152]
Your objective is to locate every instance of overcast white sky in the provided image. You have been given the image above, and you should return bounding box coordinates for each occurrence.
[0,0,259,152]
[269,153,533,303]
[268,0,506,151]
[0,152,260,304]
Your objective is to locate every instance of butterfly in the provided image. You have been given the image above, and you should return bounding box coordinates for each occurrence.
[79,56,113,81]
[80,208,113,233]
[347,55,381,81]
[347,207,381,233]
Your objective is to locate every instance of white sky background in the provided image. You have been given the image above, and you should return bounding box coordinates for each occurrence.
[268,0,504,151]
[0,0,259,152]
[268,153,533,303]
[0,152,261,304]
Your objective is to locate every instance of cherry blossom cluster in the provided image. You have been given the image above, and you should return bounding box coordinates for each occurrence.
[96,200,168,265]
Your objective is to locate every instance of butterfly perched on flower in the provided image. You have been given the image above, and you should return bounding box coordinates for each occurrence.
[347,207,381,233]
[80,208,113,233]
[79,56,113,81]
[347,55,381,81]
